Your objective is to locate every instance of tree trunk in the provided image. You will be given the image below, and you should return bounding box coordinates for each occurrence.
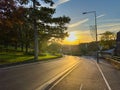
[25,43,29,53]
[14,42,18,51]
[20,42,24,52]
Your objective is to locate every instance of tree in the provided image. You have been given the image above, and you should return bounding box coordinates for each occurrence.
[0,0,25,51]
[47,42,61,54]
[26,1,70,54]
[0,0,71,55]
[100,31,116,50]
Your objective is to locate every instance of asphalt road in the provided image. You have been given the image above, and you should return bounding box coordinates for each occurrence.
[0,56,79,90]
[51,56,120,90]
[0,56,120,90]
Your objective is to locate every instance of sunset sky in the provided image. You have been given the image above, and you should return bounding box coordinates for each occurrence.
[51,0,120,45]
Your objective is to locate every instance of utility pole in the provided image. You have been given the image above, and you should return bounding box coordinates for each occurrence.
[94,11,99,63]
[83,11,99,63]
[33,0,38,60]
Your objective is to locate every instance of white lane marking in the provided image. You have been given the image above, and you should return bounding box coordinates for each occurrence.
[79,84,83,90]
[48,63,79,90]
[94,61,112,90]
[35,61,80,90]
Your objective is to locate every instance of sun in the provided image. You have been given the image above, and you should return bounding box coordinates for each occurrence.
[66,32,77,42]
[62,32,79,45]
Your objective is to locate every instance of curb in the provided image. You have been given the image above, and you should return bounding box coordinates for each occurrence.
[0,56,62,68]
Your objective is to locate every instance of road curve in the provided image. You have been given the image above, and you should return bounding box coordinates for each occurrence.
[0,56,80,90]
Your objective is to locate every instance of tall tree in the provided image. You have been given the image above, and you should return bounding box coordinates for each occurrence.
[0,0,25,50]
[0,0,71,54]
[23,1,70,53]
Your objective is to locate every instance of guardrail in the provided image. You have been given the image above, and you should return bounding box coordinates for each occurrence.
[104,56,120,69]
[111,56,120,61]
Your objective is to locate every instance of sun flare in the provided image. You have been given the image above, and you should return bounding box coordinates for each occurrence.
[66,32,77,41]
[62,32,82,45]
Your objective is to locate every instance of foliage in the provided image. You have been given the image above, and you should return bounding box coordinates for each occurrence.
[47,42,62,54]
[78,42,98,55]
[0,0,71,54]
[100,31,116,50]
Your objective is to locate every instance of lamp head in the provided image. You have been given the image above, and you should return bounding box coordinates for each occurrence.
[82,12,87,14]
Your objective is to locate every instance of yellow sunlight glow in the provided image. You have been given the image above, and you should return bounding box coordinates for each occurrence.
[62,32,79,45]
[66,32,77,41]
[62,31,94,45]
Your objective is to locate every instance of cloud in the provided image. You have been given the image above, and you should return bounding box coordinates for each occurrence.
[102,19,120,22]
[68,19,89,28]
[97,22,120,34]
[98,23,120,28]
[68,14,105,28]
[98,27,120,34]
[97,14,105,18]
[53,0,70,8]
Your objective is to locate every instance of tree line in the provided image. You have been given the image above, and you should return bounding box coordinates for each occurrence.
[79,31,116,55]
[61,31,116,56]
[0,0,70,53]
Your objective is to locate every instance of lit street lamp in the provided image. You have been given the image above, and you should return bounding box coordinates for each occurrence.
[82,11,99,63]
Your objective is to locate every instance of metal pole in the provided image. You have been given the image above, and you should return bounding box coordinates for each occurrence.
[83,11,99,63]
[94,12,99,63]
[33,0,38,60]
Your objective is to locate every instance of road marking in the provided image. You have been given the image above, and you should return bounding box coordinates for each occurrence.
[35,61,80,90]
[94,61,112,90]
[48,63,79,90]
[79,84,83,90]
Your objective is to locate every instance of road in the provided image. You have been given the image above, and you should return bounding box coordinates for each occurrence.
[51,56,120,90]
[0,56,79,90]
[0,56,120,90]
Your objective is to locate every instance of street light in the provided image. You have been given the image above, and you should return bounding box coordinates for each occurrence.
[82,11,99,63]
[33,0,38,60]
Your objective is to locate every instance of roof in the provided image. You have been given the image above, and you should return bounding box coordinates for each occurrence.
[101,48,115,54]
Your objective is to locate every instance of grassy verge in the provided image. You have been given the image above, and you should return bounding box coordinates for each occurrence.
[0,52,62,66]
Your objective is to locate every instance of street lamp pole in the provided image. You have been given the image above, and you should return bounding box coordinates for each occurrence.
[83,11,99,63]
[33,0,38,60]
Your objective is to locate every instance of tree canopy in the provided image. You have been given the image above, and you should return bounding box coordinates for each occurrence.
[100,31,116,50]
[0,0,71,53]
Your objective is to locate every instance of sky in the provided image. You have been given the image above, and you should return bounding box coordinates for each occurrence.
[50,0,120,44]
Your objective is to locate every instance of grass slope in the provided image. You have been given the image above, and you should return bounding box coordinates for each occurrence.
[0,52,62,65]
